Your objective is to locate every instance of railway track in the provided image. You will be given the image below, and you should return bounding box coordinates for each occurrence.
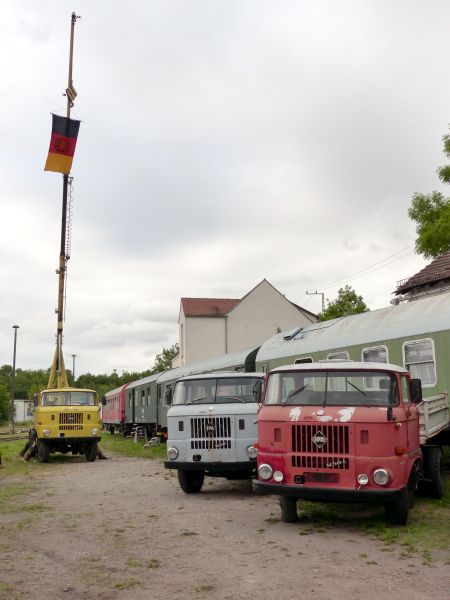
[0,433,28,443]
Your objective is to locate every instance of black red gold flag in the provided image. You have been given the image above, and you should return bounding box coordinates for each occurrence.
[44,114,81,174]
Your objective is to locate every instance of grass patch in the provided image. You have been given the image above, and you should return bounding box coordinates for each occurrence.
[99,434,167,460]
[295,474,450,557]
[113,578,140,590]
[0,483,33,514]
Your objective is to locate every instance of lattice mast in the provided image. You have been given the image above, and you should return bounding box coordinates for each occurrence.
[48,12,80,389]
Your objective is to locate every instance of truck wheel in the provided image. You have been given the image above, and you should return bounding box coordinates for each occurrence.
[384,486,409,525]
[178,470,204,493]
[37,441,50,463]
[280,496,298,522]
[85,441,98,462]
[423,446,445,499]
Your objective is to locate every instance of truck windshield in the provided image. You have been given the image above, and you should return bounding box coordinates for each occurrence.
[265,370,398,407]
[173,377,262,406]
[41,391,97,406]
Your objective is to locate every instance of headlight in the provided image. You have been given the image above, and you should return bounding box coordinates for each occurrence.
[373,468,390,486]
[258,463,273,481]
[247,445,258,459]
[273,470,284,482]
[91,428,98,435]
[43,429,51,437]
[357,473,369,486]
[167,447,179,460]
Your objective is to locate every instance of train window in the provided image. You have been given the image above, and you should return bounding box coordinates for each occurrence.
[362,346,388,388]
[362,346,388,364]
[146,387,150,406]
[326,353,349,390]
[403,339,436,386]
[141,389,145,406]
[294,357,313,364]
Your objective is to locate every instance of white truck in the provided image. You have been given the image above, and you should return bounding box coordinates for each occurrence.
[164,372,263,493]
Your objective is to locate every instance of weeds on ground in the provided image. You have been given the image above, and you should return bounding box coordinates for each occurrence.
[100,434,167,460]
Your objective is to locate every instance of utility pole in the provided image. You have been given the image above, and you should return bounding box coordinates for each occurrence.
[306,290,325,313]
[9,325,19,435]
[72,354,77,382]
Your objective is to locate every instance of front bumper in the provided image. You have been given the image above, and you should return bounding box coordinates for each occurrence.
[252,480,405,503]
[164,460,256,472]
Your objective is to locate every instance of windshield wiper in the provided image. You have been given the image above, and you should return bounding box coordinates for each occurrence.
[185,397,207,405]
[286,383,310,403]
[345,379,367,397]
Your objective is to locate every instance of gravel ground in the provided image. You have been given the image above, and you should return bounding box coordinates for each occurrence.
[1,454,448,600]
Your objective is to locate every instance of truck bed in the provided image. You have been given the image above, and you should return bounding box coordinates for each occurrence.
[418,393,449,445]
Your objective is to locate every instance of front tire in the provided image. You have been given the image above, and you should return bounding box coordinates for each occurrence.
[178,470,204,493]
[384,486,409,525]
[280,496,298,522]
[85,441,98,462]
[422,446,445,499]
[37,441,50,463]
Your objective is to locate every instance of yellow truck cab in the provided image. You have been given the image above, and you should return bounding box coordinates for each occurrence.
[31,387,102,462]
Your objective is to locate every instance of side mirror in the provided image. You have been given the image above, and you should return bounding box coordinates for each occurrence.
[33,393,39,407]
[253,380,263,404]
[102,395,107,406]
[410,379,422,404]
[165,387,173,404]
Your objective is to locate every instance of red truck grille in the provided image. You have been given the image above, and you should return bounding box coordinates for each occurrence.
[291,424,350,470]
[190,417,232,450]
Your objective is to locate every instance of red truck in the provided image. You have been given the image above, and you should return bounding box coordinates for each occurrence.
[253,362,449,525]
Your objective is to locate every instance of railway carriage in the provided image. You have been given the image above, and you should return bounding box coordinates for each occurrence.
[256,291,450,400]
[102,383,129,434]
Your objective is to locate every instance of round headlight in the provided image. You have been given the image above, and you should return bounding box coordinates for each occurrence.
[247,445,258,459]
[91,428,98,435]
[373,468,390,486]
[43,429,51,437]
[258,463,273,481]
[167,447,179,460]
[357,473,369,486]
[273,470,284,482]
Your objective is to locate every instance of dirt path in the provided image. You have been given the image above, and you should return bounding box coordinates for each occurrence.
[1,454,448,600]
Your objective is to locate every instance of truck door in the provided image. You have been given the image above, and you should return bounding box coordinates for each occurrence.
[401,375,419,453]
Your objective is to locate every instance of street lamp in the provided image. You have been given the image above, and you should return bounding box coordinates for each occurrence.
[9,325,19,435]
[72,354,77,383]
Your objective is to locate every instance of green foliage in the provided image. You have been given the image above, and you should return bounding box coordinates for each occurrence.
[408,128,450,258]
[0,343,179,409]
[0,381,10,421]
[318,285,370,321]
[152,343,179,373]
[408,192,450,259]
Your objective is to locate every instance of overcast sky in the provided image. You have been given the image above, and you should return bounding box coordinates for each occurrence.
[1,1,449,375]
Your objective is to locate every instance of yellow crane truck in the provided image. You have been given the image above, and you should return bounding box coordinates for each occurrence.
[23,14,102,464]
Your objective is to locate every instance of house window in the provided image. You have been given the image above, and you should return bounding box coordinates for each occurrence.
[327,352,349,361]
[294,357,313,364]
[403,339,436,386]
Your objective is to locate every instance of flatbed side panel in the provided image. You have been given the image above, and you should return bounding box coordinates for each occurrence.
[419,393,449,444]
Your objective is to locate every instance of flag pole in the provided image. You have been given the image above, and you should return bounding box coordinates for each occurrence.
[50,12,80,389]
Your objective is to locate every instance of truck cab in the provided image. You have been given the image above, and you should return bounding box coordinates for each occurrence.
[164,372,263,493]
[31,387,102,462]
[253,362,443,525]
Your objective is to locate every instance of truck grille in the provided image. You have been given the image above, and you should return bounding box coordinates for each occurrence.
[291,424,350,470]
[190,417,232,450]
[59,412,83,430]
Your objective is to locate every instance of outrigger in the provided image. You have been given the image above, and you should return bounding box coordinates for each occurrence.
[23,13,102,463]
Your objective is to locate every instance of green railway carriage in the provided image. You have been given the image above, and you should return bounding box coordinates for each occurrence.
[256,291,450,399]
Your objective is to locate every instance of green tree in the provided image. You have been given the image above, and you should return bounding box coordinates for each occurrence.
[0,381,10,422]
[318,285,370,322]
[408,129,450,259]
[152,343,179,373]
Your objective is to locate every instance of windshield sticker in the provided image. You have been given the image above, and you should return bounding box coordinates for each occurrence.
[337,407,355,422]
[289,407,301,421]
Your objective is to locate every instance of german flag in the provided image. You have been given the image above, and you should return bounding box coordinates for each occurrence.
[44,114,81,174]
